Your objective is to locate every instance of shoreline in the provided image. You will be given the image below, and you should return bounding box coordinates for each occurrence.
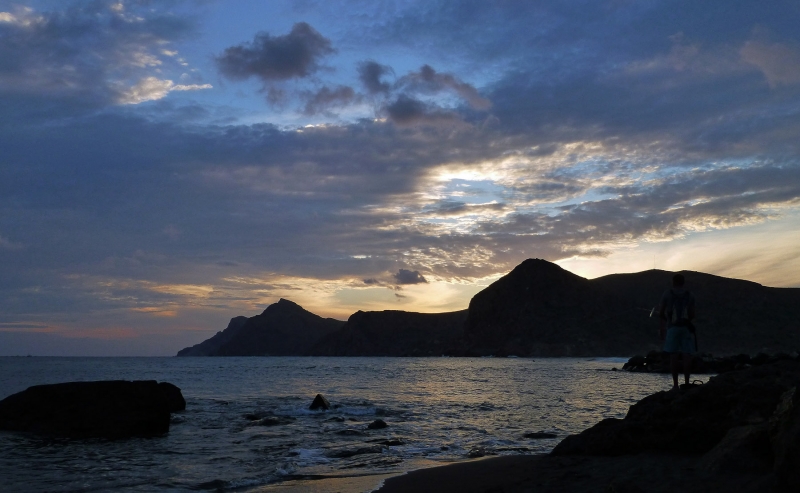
[372,452,781,493]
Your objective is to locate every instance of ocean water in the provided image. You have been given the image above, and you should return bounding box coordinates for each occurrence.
[0,357,687,492]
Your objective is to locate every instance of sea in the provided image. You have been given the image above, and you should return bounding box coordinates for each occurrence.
[0,356,696,492]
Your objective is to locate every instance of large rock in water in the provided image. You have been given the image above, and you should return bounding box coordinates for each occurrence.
[0,380,185,439]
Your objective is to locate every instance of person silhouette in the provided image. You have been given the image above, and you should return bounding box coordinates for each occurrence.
[658,274,696,390]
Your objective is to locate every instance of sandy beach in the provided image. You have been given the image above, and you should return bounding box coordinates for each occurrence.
[375,452,779,493]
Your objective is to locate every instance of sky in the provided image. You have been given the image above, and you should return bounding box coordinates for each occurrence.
[1,0,799,356]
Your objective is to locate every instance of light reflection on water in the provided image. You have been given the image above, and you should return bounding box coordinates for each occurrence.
[0,357,697,491]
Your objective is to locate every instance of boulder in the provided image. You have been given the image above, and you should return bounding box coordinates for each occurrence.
[770,387,800,489]
[553,361,800,457]
[0,380,185,439]
[309,394,331,410]
[368,419,388,429]
[699,424,772,475]
[158,382,186,412]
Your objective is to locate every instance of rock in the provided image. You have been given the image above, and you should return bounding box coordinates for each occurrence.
[622,355,646,371]
[769,387,800,489]
[326,445,383,458]
[158,382,186,412]
[244,411,270,421]
[334,429,364,436]
[700,424,772,475]
[309,394,330,411]
[0,380,184,439]
[251,416,295,427]
[368,419,388,429]
[524,432,557,439]
[468,446,486,458]
[553,361,800,457]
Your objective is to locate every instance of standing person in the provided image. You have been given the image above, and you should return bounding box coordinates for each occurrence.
[659,274,696,391]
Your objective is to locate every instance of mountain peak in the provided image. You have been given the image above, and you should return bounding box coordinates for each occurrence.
[261,298,303,315]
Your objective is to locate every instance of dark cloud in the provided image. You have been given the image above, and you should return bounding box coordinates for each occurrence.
[398,64,491,110]
[358,60,393,94]
[216,22,334,82]
[363,278,380,285]
[393,269,428,285]
[384,94,461,126]
[302,85,359,115]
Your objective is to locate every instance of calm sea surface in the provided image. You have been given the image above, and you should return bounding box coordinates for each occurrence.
[0,357,690,492]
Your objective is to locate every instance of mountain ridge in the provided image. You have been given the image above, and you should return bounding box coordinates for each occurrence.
[177,260,800,357]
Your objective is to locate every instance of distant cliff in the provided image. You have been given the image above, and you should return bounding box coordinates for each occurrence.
[177,299,344,356]
[310,309,468,356]
[177,316,249,356]
[178,260,800,357]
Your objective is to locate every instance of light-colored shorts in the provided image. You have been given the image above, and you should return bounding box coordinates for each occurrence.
[663,326,695,354]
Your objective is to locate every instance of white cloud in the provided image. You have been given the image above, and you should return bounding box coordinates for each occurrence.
[117,77,212,104]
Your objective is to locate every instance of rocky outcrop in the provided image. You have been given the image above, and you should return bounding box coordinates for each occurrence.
[310,309,468,356]
[0,380,185,439]
[177,299,345,356]
[552,361,800,489]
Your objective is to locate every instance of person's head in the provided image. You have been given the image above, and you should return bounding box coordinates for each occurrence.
[672,274,685,287]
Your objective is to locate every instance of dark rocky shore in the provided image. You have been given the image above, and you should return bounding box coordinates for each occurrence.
[622,350,800,374]
[378,360,800,493]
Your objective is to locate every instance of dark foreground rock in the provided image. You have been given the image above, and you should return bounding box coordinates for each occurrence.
[378,361,800,492]
[0,380,185,439]
[622,350,799,374]
[551,360,800,489]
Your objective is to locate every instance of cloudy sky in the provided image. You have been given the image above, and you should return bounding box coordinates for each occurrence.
[2,0,799,355]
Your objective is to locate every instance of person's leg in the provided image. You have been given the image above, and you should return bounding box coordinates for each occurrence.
[670,352,680,389]
[683,352,692,385]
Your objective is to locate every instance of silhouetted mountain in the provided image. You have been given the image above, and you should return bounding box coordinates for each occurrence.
[177,299,344,356]
[177,260,800,357]
[590,268,800,356]
[177,316,248,356]
[464,259,800,356]
[310,309,468,356]
[464,259,656,356]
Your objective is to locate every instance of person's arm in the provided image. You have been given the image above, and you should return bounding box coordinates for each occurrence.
[658,292,668,321]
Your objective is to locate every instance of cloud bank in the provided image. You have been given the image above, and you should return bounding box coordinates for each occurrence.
[1,0,799,354]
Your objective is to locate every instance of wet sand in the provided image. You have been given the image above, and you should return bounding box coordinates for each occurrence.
[374,453,780,493]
